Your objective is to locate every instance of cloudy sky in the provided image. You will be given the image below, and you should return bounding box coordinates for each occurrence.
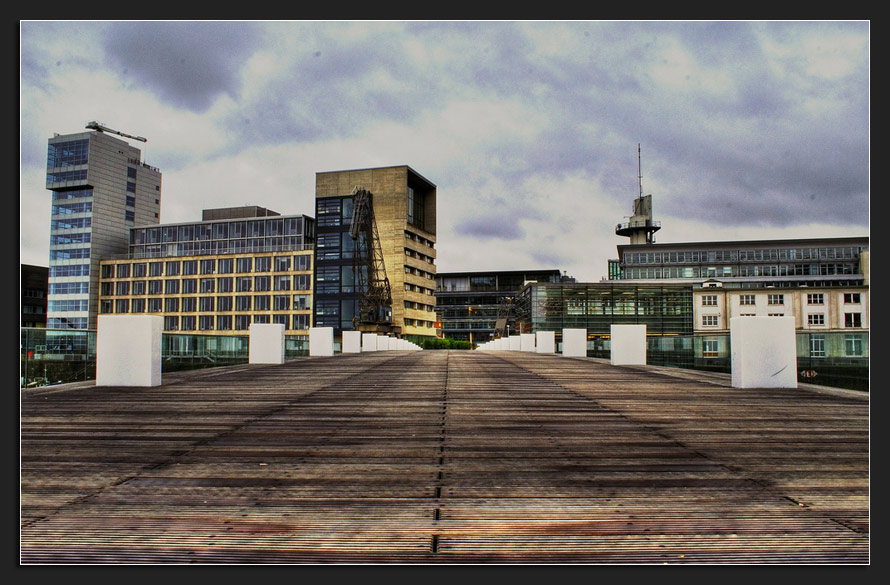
[20,20,869,281]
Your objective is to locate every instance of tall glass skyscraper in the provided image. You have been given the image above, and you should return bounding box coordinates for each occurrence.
[46,127,162,330]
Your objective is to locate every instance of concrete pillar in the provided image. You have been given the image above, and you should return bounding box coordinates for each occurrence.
[520,333,536,352]
[342,330,362,354]
[97,315,162,387]
[536,331,555,354]
[309,327,335,357]
[361,333,378,352]
[562,328,587,357]
[249,323,286,365]
[610,324,647,366]
[508,336,522,351]
[730,316,797,388]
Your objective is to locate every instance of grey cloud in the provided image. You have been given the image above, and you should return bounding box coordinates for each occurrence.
[101,22,263,112]
[454,216,526,241]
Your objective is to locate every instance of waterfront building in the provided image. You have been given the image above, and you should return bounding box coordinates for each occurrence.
[45,127,162,330]
[314,165,438,342]
[435,269,571,344]
[514,281,694,341]
[693,282,869,362]
[97,206,315,336]
[610,236,869,289]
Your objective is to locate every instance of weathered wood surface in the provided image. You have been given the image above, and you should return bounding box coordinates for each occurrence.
[20,351,868,564]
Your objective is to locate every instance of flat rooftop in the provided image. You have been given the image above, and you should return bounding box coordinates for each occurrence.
[20,351,868,564]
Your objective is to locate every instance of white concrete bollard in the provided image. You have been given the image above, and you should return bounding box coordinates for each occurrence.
[562,328,587,357]
[520,333,536,352]
[309,326,335,357]
[97,315,163,387]
[362,333,378,352]
[536,331,555,354]
[508,336,522,351]
[249,323,286,365]
[610,324,647,366]
[730,316,797,388]
[342,330,362,353]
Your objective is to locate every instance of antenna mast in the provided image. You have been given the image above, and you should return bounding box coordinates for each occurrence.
[638,143,643,197]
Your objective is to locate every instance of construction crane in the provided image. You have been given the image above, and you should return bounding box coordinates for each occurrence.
[493,295,515,339]
[349,187,398,335]
[85,121,147,143]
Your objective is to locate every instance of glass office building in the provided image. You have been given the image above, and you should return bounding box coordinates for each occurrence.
[46,129,162,330]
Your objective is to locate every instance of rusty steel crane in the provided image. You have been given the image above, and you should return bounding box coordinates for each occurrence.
[349,187,397,334]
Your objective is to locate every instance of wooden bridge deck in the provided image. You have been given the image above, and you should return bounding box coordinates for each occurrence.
[20,351,869,564]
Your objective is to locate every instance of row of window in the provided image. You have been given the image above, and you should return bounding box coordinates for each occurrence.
[102,294,312,314]
[626,263,859,279]
[626,246,863,265]
[101,275,312,296]
[701,292,863,306]
[132,218,309,244]
[102,255,313,279]
[701,312,863,328]
[160,313,310,332]
[700,334,866,357]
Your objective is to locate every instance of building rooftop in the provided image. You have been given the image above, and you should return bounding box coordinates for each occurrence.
[21,351,868,564]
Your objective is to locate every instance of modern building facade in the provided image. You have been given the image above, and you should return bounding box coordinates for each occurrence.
[514,281,694,340]
[21,264,49,328]
[610,236,869,288]
[46,127,162,330]
[313,165,438,341]
[693,283,869,362]
[435,269,571,344]
[97,207,315,336]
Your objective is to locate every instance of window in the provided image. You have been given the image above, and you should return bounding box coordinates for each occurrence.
[739,294,755,306]
[236,296,252,311]
[216,296,233,312]
[115,281,130,296]
[217,277,233,292]
[181,297,196,312]
[768,294,784,305]
[200,259,215,274]
[149,262,163,276]
[164,298,179,312]
[235,315,251,330]
[216,315,232,331]
[294,274,311,290]
[844,293,861,304]
[254,276,271,291]
[181,316,196,331]
[807,293,824,305]
[293,294,311,310]
[165,261,180,276]
[702,339,719,357]
[236,277,252,292]
[253,295,270,311]
[845,313,862,328]
[164,316,179,331]
[702,315,719,327]
[148,280,163,295]
[274,295,290,311]
[844,334,863,356]
[701,295,717,306]
[218,258,234,274]
[148,298,162,313]
[236,257,252,273]
[809,334,825,357]
[116,264,130,278]
[255,257,271,272]
[293,313,311,330]
[808,314,825,326]
[200,278,215,293]
[199,297,215,312]
[182,260,198,275]
[274,275,291,291]
[182,279,197,293]
[274,256,291,271]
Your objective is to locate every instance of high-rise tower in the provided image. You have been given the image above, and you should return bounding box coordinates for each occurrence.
[45,123,162,330]
[615,144,660,245]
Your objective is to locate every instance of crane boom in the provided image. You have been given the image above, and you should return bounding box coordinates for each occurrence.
[85,121,147,143]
